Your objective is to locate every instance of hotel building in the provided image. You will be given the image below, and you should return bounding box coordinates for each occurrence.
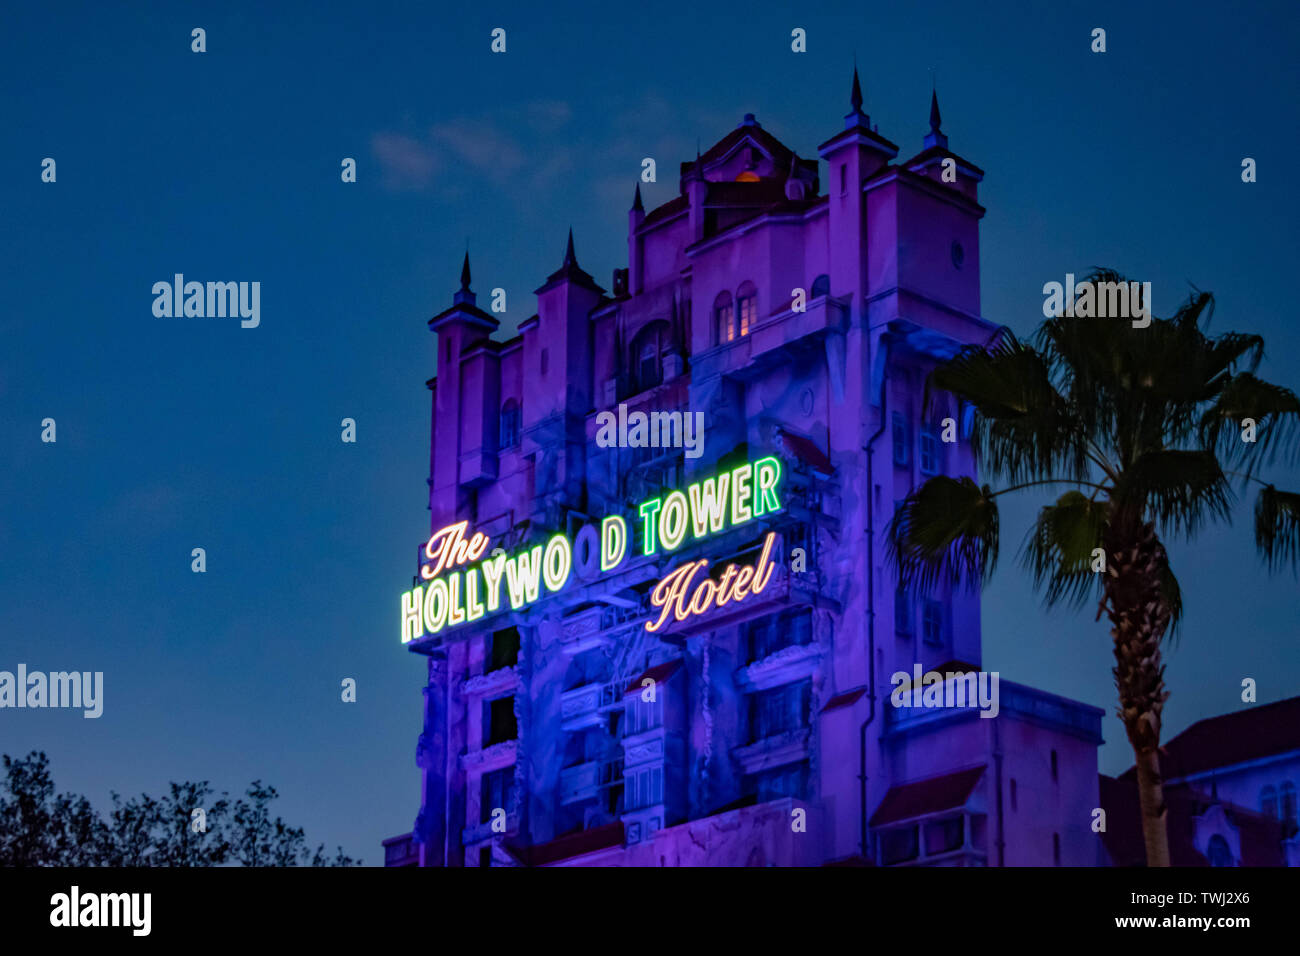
[388,74,1115,867]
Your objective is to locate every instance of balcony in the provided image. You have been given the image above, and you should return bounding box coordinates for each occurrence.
[561,684,604,732]
[381,832,419,867]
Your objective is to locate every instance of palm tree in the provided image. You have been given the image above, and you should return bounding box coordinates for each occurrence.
[887,271,1300,866]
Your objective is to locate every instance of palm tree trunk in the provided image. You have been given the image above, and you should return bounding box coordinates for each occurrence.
[1103,512,1172,867]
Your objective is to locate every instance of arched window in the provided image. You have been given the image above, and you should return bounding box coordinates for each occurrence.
[736,281,757,337]
[1261,785,1278,819]
[811,274,830,298]
[499,400,520,450]
[714,291,734,345]
[1206,835,1233,867]
[631,321,668,392]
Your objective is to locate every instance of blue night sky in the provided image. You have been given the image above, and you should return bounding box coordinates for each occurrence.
[2,1,1297,860]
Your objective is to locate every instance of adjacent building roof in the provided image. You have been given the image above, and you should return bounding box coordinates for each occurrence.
[1123,696,1300,782]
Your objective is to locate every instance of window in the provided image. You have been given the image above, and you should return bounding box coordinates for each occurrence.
[479,847,492,867]
[1207,834,1233,867]
[737,282,757,337]
[891,413,910,466]
[925,817,964,856]
[921,599,943,645]
[746,762,809,803]
[1010,778,1018,811]
[540,348,548,375]
[811,274,830,299]
[745,608,812,663]
[487,627,520,672]
[1261,785,1278,819]
[920,425,940,475]
[484,696,517,746]
[1050,749,1059,783]
[881,825,918,865]
[748,680,811,742]
[1053,832,1061,866]
[839,164,847,196]
[1282,782,1297,837]
[625,693,663,736]
[480,765,515,823]
[631,322,668,392]
[894,587,912,635]
[626,766,663,810]
[499,401,520,451]
[714,291,734,344]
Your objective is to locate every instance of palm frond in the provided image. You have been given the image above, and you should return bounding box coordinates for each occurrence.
[887,476,999,595]
[927,333,1087,483]
[1114,449,1232,536]
[1199,372,1300,477]
[1020,490,1109,609]
[1254,484,1300,573]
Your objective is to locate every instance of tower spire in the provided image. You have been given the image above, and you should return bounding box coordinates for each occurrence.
[923,87,949,149]
[460,250,472,291]
[850,66,864,113]
[563,227,577,267]
[632,180,644,212]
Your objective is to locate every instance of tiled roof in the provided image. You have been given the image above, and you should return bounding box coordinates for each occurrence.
[1123,696,1300,782]
[869,765,986,827]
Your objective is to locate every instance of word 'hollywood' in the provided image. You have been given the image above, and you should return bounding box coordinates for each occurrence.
[400,456,783,642]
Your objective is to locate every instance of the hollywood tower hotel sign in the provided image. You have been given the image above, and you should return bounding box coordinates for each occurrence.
[400,457,784,641]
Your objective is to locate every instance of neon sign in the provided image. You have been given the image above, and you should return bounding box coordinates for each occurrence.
[400,455,783,643]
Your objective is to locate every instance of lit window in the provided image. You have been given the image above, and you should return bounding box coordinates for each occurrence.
[714,291,734,344]
[737,282,757,337]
